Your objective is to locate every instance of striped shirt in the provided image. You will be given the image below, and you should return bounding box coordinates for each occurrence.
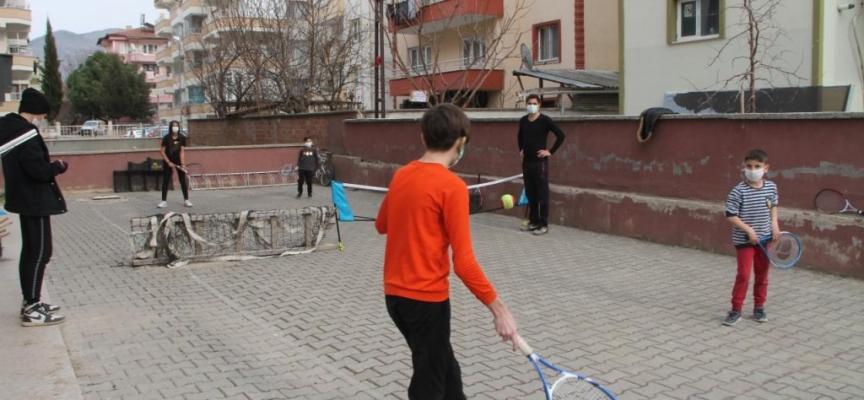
[725,180,778,246]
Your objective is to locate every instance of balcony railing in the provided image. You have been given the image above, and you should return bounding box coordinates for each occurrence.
[391,57,501,80]
[0,2,29,10]
[8,45,30,55]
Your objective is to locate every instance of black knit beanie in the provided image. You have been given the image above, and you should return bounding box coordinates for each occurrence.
[18,88,51,115]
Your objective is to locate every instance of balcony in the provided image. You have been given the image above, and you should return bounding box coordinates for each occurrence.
[11,52,35,80]
[389,0,503,34]
[180,0,205,19]
[156,75,177,90]
[389,57,504,96]
[154,0,175,10]
[155,15,172,37]
[0,3,31,30]
[156,45,174,63]
[149,93,174,104]
[125,52,157,64]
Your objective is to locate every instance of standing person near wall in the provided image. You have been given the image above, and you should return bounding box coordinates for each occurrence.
[296,136,319,199]
[517,94,566,235]
[0,88,69,326]
[157,120,192,208]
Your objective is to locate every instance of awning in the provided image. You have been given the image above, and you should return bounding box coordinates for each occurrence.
[513,69,619,90]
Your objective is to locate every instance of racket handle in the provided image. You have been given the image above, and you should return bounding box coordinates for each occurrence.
[515,334,534,356]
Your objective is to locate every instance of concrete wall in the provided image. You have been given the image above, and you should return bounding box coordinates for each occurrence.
[335,113,864,278]
[187,111,358,150]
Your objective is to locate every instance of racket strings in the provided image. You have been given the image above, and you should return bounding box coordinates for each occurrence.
[768,235,800,263]
[551,375,611,400]
[815,190,846,213]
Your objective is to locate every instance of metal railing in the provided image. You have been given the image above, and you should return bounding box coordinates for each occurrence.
[391,57,500,80]
[48,123,162,138]
[8,45,30,55]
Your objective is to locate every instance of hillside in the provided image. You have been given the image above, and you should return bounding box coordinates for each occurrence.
[30,28,119,76]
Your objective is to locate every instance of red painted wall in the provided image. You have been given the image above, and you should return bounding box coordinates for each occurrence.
[0,146,301,192]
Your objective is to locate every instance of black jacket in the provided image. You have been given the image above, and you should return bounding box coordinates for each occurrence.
[1,113,67,216]
[297,146,319,172]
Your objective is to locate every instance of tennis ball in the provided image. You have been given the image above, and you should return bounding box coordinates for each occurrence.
[501,194,515,210]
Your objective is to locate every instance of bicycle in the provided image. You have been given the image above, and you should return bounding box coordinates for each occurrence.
[280,149,335,187]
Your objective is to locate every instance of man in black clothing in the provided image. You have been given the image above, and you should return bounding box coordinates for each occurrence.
[517,94,566,235]
[0,88,68,326]
[296,136,319,198]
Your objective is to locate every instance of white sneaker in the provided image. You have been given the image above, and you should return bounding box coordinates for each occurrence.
[184,200,193,207]
[157,201,167,208]
[21,303,66,327]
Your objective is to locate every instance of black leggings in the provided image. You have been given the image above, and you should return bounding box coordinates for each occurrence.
[297,169,314,196]
[19,215,52,304]
[386,296,466,400]
[161,163,189,201]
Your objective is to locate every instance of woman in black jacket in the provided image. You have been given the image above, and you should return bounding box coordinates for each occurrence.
[0,88,68,326]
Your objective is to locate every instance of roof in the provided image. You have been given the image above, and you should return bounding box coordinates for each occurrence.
[513,69,619,90]
[96,24,165,45]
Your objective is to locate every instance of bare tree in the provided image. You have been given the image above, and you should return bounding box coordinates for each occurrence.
[385,0,531,108]
[707,0,806,113]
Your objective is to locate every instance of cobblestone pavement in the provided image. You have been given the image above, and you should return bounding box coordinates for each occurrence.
[18,186,864,399]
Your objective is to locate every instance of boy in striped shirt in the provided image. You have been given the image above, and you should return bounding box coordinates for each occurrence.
[723,149,781,326]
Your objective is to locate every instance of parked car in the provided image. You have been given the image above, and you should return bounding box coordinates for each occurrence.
[79,120,107,136]
[125,126,159,138]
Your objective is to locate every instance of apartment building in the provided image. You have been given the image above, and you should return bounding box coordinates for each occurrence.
[153,0,375,125]
[620,0,863,114]
[387,0,619,112]
[0,0,38,116]
[97,24,171,119]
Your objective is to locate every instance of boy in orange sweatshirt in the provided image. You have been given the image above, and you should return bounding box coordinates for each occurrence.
[376,104,518,400]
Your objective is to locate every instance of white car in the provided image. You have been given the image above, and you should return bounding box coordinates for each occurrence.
[79,120,107,136]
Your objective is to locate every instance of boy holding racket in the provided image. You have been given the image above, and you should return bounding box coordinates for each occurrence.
[376,104,519,400]
[723,149,781,326]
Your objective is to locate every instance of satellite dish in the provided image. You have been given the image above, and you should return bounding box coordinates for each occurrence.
[520,43,533,71]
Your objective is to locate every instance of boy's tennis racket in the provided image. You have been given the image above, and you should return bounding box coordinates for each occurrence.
[814,189,863,215]
[757,231,802,269]
[516,335,617,400]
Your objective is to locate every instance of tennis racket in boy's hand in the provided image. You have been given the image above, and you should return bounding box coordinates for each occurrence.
[757,231,802,269]
[515,335,618,400]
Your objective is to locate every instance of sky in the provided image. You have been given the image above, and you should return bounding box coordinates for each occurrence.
[31,0,163,36]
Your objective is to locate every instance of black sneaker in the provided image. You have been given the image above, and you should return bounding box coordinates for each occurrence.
[754,307,768,322]
[308,194,313,198]
[533,227,549,236]
[723,311,741,326]
[520,224,539,232]
[21,303,66,327]
[20,301,60,315]
[296,193,302,199]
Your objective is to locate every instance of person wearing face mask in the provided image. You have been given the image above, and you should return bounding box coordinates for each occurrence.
[295,136,319,199]
[158,120,192,208]
[722,149,781,327]
[517,94,566,235]
[376,104,519,400]
[0,87,69,326]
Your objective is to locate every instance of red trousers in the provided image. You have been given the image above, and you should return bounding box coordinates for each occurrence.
[731,246,770,311]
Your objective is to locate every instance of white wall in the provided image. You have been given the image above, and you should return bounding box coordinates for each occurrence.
[822,0,864,111]
[622,0,814,115]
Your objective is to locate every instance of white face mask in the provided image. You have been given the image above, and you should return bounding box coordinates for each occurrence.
[744,168,765,182]
[31,118,42,126]
[305,142,313,148]
[527,104,539,114]
[172,126,179,133]
[448,140,467,169]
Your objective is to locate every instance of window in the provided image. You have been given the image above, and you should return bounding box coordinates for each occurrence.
[533,21,560,63]
[188,85,206,105]
[350,18,361,41]
[673,0,721,41]
[462,37,486,67]
[409,46,432,74]
[142,44,158,54]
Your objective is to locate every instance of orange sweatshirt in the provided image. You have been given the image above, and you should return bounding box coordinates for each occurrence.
[376,161,498,305]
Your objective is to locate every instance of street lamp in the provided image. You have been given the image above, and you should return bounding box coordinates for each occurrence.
[171,35,185,130]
